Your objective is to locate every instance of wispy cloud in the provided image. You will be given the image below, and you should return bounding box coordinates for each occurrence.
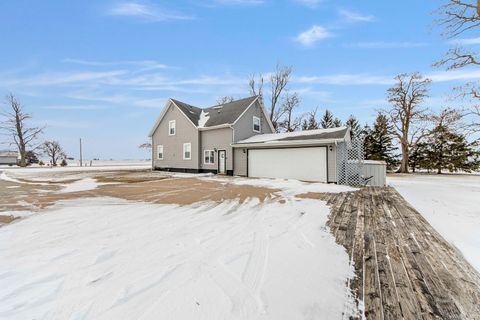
[0,70,127,87]
[339,9,374,23]
[63,58,168,70]
[345,41,428,49]
[40,105,108,111]
[210,0,264,5]
[447,37,480,45]
[427,69,480,82]
[295,0,322,8]
[296,73,393,85]
[107,2,193,21]
[295,25,332,47]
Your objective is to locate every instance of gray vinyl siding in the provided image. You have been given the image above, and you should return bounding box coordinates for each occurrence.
[152,102,200,170]
[0,156,17,165]
[232,101,273,142]
[200,127,233,171]
[327,144,337,183]
[233,148,247,176]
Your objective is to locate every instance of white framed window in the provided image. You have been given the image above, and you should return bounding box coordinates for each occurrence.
[157,145,164,160]
[253,116,261,133]
[183,143,191,160]
[204,150,215,164]
[169,120,176,136]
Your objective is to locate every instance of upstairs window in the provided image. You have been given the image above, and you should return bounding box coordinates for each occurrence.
[183,143,191,160]
[169,120,176,136]
[157,145,164,160]
[204,150,215,164]
[253,116,261,133]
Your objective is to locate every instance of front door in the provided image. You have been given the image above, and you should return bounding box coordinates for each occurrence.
[218,150,226,174]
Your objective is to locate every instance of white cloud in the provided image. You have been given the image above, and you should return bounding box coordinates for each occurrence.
[339,9,374,23]
[296,73,394,85]
[346,41,428,49]
[62,58,168,70]
[295,0,322,8]
[212,0,264,5]
[295,25,332,46]
[448,37,480,45]
[427,69,480,82]
[107,2,192,21]
[40,105,107,111]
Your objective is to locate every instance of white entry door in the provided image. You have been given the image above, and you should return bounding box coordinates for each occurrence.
[218,150,226,174]
[248,147,327,182]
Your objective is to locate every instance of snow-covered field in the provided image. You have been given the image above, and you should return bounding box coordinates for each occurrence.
[388,174,480,272]
[0,170,358,319]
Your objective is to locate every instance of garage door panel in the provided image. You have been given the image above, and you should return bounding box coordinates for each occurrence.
[248,147,327,182]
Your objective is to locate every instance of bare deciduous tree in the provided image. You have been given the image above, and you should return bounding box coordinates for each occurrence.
[248,73,264,97]
[216,96,234,105]
[385,73,432,173]
[0,94,44,167]
[435,0,480,132]
[41,140,67,166]
[248,64,292,130]
[278,92,303,132]
[138,142,152,149]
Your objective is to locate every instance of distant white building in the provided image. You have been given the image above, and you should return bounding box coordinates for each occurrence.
[0,151,18,165]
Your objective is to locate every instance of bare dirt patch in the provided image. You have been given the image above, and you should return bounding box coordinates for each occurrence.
[1,176,280,213]
[0,215,19,225]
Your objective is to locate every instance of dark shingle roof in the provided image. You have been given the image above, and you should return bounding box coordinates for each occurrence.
[171,96,258,127]
[170,99,202,125]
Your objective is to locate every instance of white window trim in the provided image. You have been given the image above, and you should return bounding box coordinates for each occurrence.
[169,120,176,136]
[183,143,191,160]
[253,116,261,133]
[157,145,164,160]
[204,150,215,164]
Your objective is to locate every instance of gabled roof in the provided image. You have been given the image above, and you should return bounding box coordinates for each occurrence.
[232,127,350,147]
[149,96,274,136]
[173,96,258,128]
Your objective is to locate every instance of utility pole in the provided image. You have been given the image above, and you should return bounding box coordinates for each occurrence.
[79,138,83,167]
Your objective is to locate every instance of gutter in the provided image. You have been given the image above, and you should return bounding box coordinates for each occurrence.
[231,138,346,148]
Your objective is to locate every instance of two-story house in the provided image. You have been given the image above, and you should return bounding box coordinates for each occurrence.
[149,96,354,183]
[149,96,274,176]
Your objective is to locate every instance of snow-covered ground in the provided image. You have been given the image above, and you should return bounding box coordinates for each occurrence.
[0,172,359,319]
[388,174,480,272]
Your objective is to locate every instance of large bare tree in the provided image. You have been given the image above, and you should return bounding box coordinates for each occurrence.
[248,64,292,130]
[40,140,67,166]
[386,73,432,173]
[216,96,234,105]
[278,92,303,132]
[435,0,480,132]
[0,94,44,167]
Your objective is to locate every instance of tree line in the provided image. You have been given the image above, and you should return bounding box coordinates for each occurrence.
[217,65,480,174]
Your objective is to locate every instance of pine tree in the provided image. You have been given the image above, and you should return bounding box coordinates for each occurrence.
[423,123,480,173]
[409,142,429,173]
[320,110,334,128]
[363,113,397,170]
[333,118,342,127]
[346,115,361,139]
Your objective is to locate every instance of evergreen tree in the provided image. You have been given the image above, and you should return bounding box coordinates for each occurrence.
[333,118,342,127]
[409,143,429,173]
[423,123,480,173]
[346,115,361,139]
[320,110,334,128]
[363,113,397,170]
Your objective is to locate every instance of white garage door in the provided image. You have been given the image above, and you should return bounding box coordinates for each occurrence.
[248,147,327,182]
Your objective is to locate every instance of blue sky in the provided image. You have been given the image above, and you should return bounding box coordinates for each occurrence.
[0,0,478,159]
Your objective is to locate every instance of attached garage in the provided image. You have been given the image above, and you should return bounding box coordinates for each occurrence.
[248,147,327,182]
[232,127,351,183]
